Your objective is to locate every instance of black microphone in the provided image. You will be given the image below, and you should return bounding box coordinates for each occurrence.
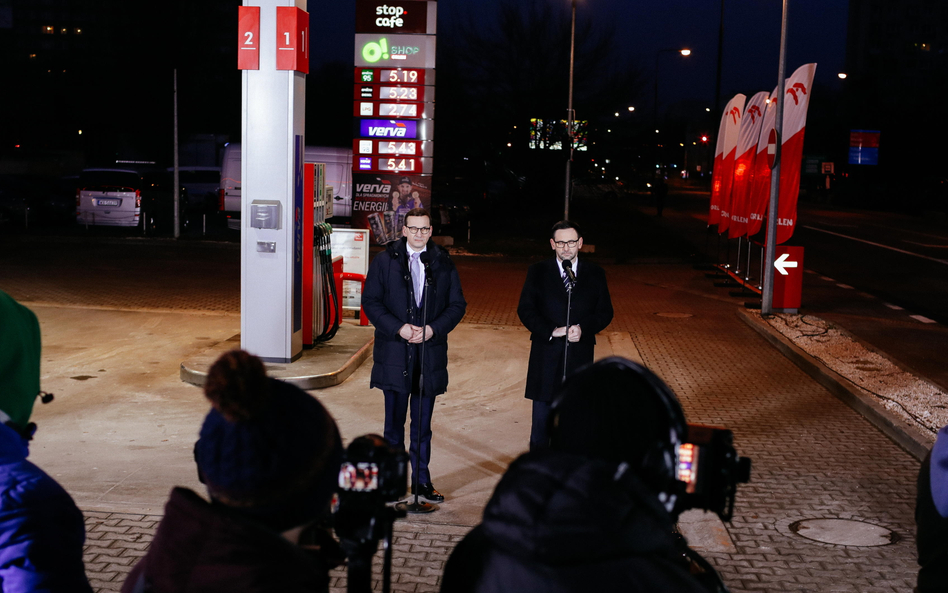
[420,251,433,286]
[562,259,576,285]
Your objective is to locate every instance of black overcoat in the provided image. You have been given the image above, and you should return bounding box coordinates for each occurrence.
[362,238,466,396]
[517,258,613,402]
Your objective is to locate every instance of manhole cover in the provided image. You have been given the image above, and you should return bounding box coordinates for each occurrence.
[655,312,694,318]
[789,518,899,547]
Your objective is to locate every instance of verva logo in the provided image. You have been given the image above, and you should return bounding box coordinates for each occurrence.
[355,234,365,241]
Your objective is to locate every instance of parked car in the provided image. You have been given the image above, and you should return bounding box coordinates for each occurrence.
[76,169,143,227]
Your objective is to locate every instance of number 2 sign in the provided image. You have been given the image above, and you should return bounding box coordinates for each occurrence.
[276,6,309,74]
[237,6,259,70]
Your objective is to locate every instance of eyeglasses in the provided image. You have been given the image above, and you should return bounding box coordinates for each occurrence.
[553,240,579,248]
[406,226,431,235]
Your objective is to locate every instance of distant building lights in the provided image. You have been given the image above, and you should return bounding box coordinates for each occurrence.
[680,49,691,56]
[837,72,847,79]
[78,130,83,135]
[43,26,54,34]
[628,106,635,112]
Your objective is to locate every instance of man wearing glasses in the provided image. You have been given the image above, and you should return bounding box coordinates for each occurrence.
[517,220,613,450]
[363,208,467,502]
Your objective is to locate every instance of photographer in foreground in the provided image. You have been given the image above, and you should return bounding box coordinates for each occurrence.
[122,350,344,593]
[441,357,746,593]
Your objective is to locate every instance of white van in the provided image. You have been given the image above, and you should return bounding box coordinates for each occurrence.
[218,143,352,230]
[76,169,143,227]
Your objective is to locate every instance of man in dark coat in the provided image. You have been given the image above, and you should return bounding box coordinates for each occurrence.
[362,208,467,502]
[517,220,613,450]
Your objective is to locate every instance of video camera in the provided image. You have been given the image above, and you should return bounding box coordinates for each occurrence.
[334,434,407,593]
[675,424,752,522]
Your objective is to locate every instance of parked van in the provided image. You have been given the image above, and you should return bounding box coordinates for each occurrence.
[76,169,143,227]
[218,144,352,230]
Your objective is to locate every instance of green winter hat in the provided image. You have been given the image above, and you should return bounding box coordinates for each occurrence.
[0,290,42,430]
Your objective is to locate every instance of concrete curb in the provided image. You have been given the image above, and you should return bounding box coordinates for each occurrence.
[737,307,932,461]
[180,322,375,390]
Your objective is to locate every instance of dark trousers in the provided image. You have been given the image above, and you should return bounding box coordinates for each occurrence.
[529,399,554,452]
[383,389,436,484]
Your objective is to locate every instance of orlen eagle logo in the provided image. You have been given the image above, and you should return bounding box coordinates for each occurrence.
[375,4,409,29]
[729,106,741,125]
[746,104,762,125]
[361,37,421,63]
[786,82,808,105]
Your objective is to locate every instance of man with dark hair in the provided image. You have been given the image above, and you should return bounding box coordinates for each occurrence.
[363,207,467,502]
[517,220,613,450]
[441,358,727,593]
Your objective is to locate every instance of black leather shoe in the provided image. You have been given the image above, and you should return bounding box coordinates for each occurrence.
[411,482,445,502]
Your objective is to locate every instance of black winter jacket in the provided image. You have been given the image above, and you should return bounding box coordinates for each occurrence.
[362,239,466,395]
[441,451,717,593]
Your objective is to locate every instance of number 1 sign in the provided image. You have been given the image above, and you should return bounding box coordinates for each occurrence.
[276,6,309,74]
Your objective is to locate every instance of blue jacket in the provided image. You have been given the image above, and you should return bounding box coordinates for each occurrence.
[0,423,92,593]
[362,239,466,395]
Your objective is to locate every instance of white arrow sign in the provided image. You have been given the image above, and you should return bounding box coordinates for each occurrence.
[774,253,799,275]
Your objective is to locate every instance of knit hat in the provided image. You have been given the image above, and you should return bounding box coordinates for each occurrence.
[194,350,343,533]
[550,357,687,490]
[0,290,42,431]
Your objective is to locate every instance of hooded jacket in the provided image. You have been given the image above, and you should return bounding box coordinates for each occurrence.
[0,423,93,593]
[0,290,92,593]
[441,451,713,593]
[362,238,466,396]
[121,487,335,593]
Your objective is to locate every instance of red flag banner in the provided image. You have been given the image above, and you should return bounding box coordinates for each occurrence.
[746,87,779,237]
[776,63,816,244]
[709,94,745,229]
[727,91,769,239]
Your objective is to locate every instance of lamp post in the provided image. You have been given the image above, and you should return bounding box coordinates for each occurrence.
[653,48,691,171]
[564,0,577,220]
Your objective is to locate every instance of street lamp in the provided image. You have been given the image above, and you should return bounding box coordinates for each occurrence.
[653,48,691,169]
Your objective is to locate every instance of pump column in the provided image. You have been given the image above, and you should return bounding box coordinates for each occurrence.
[238,1,310,363]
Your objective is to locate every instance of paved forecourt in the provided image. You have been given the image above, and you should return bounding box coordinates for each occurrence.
[5,245,922,592]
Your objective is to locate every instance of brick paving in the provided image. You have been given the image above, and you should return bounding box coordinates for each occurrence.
[3,237,923,592]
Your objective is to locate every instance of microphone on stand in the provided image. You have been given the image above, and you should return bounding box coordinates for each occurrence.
[420,251,434,286]
[563,259,576,286]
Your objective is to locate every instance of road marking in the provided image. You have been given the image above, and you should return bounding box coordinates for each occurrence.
[820,276,835,282]
[910,314,937,324]
[837,283,854,289]
[803,225,948,265]
[903,240,948,249]
[885,303,904,310]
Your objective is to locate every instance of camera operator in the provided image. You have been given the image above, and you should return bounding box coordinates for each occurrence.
[441,357,731,593]
[122,350,344,593]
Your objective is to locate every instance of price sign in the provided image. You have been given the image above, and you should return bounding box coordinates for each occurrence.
[354,101,432,119]
[355,67,432,85]
[356,156,433,174]
[354,139,434,157]
[353,85,431,102]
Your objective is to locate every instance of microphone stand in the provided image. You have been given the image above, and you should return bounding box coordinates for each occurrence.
[400,254,437,515]
[562,273,574,383]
